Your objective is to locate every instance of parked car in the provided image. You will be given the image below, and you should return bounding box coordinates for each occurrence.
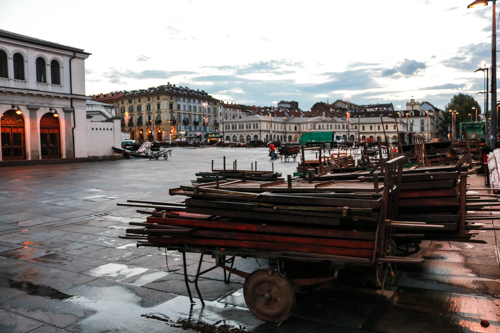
[121,140,139,150]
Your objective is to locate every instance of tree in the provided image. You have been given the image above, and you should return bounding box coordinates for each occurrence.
[445,93,481,124]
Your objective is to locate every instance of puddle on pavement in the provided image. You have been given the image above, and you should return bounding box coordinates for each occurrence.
[87,263,149,281]
[0,277,72,300]
[66,284,257,332]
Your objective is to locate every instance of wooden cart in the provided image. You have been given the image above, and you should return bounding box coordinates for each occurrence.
[122,156,440,323]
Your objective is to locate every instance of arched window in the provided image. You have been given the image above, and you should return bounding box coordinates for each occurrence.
[0,50,7,78]
[51,60,60,84]
[14,53,25,80]
[36,57,46,83]
[232,135,237,142]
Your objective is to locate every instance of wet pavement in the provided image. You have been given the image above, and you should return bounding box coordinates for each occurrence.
[0,147,499,333]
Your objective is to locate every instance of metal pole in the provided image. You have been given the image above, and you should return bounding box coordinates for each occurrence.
[452,112,454,141]
[486,68,489,141]
[491,0,497,148]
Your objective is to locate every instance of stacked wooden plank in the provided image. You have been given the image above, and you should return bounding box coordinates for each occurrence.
[194,158,282,183]
[127,187,387,260]
[122,157,463,263]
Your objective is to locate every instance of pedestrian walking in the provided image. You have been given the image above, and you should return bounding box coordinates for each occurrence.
[269,142,276,160]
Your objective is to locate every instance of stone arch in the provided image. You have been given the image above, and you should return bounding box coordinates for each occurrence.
[146,127,154,141]
[156,127,163,141]
[40,112,61,159]
[1,109,26,160]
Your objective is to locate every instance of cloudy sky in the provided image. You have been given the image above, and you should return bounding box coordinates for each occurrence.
[0,0,495,111]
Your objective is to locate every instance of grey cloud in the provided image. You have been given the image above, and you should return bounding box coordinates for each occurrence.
[103,69,196,83]
[442,42,490,71]
[381,68,398,77]
[347,62,381,69]
[311,69,380,92]
[424,83,465,90]
[381,59,426,78]
[236,59,303,75]
[202,59,303,76]
[137,55,151,62]
[179,71,457,110]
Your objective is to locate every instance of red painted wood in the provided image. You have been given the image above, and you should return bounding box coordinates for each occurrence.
[147,216,376,240]
[147,236,373,258]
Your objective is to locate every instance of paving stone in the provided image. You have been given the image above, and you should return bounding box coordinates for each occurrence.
[0,308,44,333]
[27,253,109,274]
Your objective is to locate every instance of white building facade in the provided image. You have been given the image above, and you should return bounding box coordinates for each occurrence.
[222,115,406,143]
[0,29,90,161]
[86,100,122,157]
[405,98,436,140]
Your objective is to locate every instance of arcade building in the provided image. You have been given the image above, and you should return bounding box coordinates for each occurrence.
[0,29,90,162]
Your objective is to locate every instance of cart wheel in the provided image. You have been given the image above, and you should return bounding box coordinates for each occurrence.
[163,155,168,160]
[149,156,153,160]
[243,269,295,323]
[155,155,159,160]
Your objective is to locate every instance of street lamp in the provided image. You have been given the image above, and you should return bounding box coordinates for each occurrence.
[347,111,351,141]
[426,111,430,140]
[472,106,477,122]
[203,116,207,143]
[468,0,497,147]
[476,63,489,138]
[269,113,273,142]
[453,110,459,140]
[468,113,472,122]
[222,118,226,142]
[284,116,288,142]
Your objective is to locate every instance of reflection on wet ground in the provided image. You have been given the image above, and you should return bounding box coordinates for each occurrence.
[0,149,499,332]
[0,277,72,300]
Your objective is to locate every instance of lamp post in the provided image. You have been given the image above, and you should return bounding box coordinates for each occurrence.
[426,111,430,140]
[358,115,361,142]
[472,106,477,122]
[222,118,226,142]
[270,102,277,142]
[451,110,458,141]
[284,116,288,142]
[468,113,472,122]
[468,0,497,147]
[476,62,489,139]
[347,111,351,141]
